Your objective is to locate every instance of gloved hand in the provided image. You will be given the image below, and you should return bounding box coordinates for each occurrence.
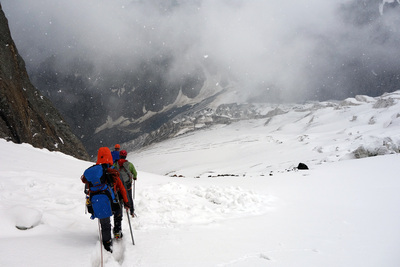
[124,202,130,209]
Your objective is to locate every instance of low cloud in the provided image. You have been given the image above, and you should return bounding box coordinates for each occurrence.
[2,0,400,102]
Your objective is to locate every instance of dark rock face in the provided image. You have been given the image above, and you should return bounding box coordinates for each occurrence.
[0,4,89,160]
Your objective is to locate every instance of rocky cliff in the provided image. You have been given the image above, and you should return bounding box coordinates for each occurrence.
[0,4,89,160]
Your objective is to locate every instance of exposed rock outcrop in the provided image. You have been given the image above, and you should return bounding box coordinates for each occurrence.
[0,4,89,160]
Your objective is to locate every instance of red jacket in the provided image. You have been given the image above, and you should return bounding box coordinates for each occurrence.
[110,169,129,203]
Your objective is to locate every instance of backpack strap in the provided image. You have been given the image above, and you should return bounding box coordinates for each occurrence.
[84,164,114,193]
[122,162,133,179]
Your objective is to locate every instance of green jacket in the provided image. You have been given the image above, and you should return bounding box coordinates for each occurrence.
[114,159,137,180]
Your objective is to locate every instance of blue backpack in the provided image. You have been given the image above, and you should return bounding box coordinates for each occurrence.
[84,164,117,219]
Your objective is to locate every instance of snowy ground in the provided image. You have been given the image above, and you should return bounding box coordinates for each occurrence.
[1,91,400,266]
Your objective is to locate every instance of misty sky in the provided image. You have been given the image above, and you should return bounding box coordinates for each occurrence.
[2,0,399,102]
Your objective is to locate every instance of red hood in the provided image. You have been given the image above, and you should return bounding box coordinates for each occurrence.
[117,158,127,167]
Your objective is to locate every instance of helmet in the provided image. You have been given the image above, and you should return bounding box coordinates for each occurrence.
[119,150,127,157]
[96,147,113,165]
[115,144,121,149]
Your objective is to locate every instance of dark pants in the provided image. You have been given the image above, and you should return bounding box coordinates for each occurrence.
[99,217,112,243]
[99,204,123,244]
[127,187,134,215]
[124,182,134,215]
[113,204,122,233]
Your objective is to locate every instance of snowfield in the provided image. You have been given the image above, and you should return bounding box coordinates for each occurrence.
[1,91,400,267]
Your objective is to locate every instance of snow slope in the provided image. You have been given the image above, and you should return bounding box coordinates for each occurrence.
[1,91,400,267]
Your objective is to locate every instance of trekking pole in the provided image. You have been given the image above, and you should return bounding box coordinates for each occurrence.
[126,209,135,245]
[98,219,104,267]
[133,179,136,199]
[132,180,137,217]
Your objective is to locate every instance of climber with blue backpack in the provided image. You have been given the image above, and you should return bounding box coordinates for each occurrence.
[81,147,130,253]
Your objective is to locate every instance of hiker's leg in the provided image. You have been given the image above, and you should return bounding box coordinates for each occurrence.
[113,205,123,234]
[127,187,134,215]
[100,217,112,251]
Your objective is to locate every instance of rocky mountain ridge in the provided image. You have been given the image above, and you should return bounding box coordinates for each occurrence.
[2,0,400,157]
[0,4,89,160]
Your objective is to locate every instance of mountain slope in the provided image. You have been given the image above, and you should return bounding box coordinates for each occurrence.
[3,0,400,157]
[133,90,400,177]
[0,88,400,266]
[0,4,89,160]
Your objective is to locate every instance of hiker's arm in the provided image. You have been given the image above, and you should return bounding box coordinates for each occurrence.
[116,178,129,203]
[80,175,89,194]
[130,163,137,179]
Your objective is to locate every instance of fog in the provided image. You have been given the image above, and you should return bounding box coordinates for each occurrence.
[2,0,400,102]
